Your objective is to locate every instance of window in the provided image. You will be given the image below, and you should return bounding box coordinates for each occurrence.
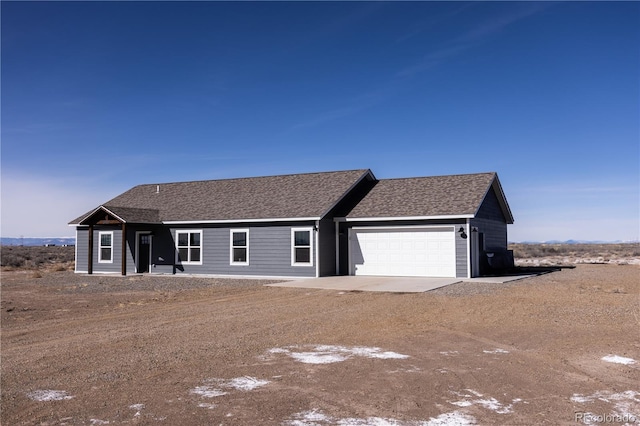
[98,231,113,263]
[291,228,313,266]
[176,230,202,264]
[230,229,249,265]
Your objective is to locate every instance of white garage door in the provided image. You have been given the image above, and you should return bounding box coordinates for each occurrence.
[350,227,456,277]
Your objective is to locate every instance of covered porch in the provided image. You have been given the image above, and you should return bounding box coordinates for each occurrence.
[77,206,160,275]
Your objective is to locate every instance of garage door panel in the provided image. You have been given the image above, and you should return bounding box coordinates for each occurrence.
[351,228,456,278]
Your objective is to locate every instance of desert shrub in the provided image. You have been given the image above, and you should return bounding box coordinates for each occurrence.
[1,250,23,268]
[1,245,75,270]
[509,243,640,261]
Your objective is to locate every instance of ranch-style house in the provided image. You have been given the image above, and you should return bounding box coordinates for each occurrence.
[69,169,513,279]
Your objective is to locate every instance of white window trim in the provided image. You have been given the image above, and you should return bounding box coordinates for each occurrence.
[291,227,313,267]
[230,229,249,266]
[175,230,203,265]
[98,231,114,264]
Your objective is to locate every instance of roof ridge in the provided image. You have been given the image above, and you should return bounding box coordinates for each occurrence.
[132,169,371,187]
[376,171,495,181]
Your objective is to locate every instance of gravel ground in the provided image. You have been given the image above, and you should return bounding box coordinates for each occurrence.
[26,271,282,294]
[2,265,638,425]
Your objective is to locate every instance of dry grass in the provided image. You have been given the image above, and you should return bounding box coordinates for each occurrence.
[510,243,640,266]
[1,245,75,272]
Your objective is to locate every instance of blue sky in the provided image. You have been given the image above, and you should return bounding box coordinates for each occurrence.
[2,1,638,242]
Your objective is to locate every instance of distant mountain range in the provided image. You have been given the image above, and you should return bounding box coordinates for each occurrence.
[1,237,76,246]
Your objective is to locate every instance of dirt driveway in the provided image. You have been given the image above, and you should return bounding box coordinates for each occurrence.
[1,265,638,425]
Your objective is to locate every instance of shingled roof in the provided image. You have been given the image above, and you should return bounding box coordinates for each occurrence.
[70,169,373,224]
[345,172,513,223]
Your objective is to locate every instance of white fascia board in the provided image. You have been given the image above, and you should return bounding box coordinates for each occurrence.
[163,217,321,225]
[77,205,127,225]
[340,214,474,222]
[100,206,127,223]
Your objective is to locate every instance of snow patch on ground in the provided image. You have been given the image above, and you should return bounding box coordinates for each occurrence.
[282,409,475,425]
[227,376,270,391]
[423,411,476,426]
[198,402,217,409]
[266,345,409,364]
[190,376,269,408]
[192,376,269,395]
[449,389,520,414]
[571,390,640,422]
[129,403,144,417]
[290,351,349,364]
[190,385,228,398]
[284,409,332,425]
[439,351,459,356]
[389,365,422,374]
[27,390,74,401]
[602,355,636,365]
[89,420,110,425]
[482,349,510,354]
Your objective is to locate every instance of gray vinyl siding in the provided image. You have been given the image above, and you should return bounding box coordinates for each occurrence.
[471,187,508,250]
[147,226,176,274]
[476,187,507,222]
[168,223,317,277]
[318,217,336,276]
[125,228,136,273]
[75,223,319,277]
[341,219,468,278]
[75,228,89,272]
[470,218,507,249]
[76,225,152,274]
[125,225,162,274]
[455,230,468,278]
[91,227,122,274]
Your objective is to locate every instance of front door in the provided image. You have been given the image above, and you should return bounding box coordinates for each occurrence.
[137,234,151,273]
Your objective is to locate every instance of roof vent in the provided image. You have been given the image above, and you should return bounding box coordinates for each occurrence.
[156,185,160,194]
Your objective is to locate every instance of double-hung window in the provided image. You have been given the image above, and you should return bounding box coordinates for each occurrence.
[98,231,113,263]
[291,228,313,266]
[176,230,202,264]
[230,229,249,265]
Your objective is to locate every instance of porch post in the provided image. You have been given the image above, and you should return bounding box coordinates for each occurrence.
[88,225,93,274]
[121,223,127,276]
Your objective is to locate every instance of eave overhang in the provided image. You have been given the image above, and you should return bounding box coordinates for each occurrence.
[335,214,475,222]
